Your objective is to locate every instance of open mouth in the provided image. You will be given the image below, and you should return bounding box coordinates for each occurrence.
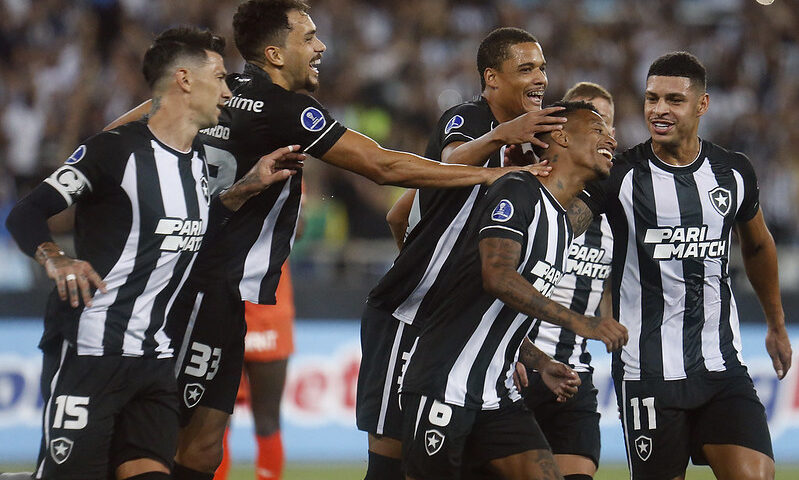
[310,58,321,74]
[651,120,674,135]
[597,147,614,161]
[525,90,544,105]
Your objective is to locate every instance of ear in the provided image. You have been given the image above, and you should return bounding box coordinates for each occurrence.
[696,92,709,118]
[483,68,498,90]
[175,68,192,93]
[549,128,568,148]
[264,45,285,67]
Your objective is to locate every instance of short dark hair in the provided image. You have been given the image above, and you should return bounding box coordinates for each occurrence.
[142,26,226,89]
[477,27,538,90]
[234,0,311,65]
[532,101,599,158]
[647,51,706,91]
[562,81,614,105]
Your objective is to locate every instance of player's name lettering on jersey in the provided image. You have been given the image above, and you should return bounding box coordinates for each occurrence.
[643,226,727,260]
[226,95,264,113]
[155,218,204,252]
[199,125,230,140]
[531,260,563,297]
[565,259,611,279]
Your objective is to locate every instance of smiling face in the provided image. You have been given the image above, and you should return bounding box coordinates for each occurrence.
[189,51,232,129]
[568,109,617,180]
[281,9,325,92]
[644,75,708,149]
[488,42,547,118]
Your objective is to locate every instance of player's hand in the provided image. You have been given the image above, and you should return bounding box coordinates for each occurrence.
[540,359,581,402]
[503,144,539,167]
[765,323,792,379]
[42,253,107,308]
[495,106,567,148]
[575,315,628,352]
[513,361,529,390]
[251,145,306,187]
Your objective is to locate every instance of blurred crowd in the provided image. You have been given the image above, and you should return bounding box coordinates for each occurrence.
[1,0,798,285]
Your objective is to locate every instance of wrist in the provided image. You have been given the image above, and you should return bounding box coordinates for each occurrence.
[35,242,65,266]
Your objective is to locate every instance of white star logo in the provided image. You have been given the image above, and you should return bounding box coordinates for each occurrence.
[54,442,68,456]
[427,434,440,449]
[714,192,728,207]
[637,439,649,454]
[188,388,200,401]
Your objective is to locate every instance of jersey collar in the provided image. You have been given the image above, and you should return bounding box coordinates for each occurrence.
[243,63,274,84]
[647,138,706,175]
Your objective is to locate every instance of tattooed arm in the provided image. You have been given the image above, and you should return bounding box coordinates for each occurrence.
[567,197,596,237]
[479,236,627,352]
[518,337,580,401]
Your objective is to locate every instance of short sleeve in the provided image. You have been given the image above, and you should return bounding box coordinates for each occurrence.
[280,93,347,158]
[478,172,541,245]
[43,131,124,206]
[439,103,490,150]
[731,152,760,222]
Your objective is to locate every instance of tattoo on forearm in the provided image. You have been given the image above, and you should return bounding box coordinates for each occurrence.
[519,340,548,369]
[567,199,594,236]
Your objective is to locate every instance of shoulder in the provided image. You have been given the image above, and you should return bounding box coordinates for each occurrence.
[487,171,543,201]
[439,99,490,127]
[704,140,753,172]
[81,121,146,157]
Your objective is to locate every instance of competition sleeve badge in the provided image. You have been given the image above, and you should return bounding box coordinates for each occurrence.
[491,199,514,222]
[443,115,464,135]
[65,145,86,165]
[301,107,326,132]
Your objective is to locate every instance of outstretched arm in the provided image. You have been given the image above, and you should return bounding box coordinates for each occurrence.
[321,129,548,188]
[736,209,792,379]
[479,237,627,352]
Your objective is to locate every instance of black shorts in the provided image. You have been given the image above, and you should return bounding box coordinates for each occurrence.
[356,304,420,439]
[615,372,773,480]
[35,341,178,480]
[170,281,245,423]
[523,370,600,466]
[402,394,549,480]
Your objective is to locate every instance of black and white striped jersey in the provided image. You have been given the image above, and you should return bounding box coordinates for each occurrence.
[580,139,760,381]
[195,63,346,304]
[402,171,573,410]
[41,120,209,358]
[367,97,501,325]
[528,215,613,372]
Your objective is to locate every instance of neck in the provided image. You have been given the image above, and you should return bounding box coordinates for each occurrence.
[537,154,590,207]
[147,95,200,152]
[263,64,292,91]
[652,135,700,166]
[483,90,517,123]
